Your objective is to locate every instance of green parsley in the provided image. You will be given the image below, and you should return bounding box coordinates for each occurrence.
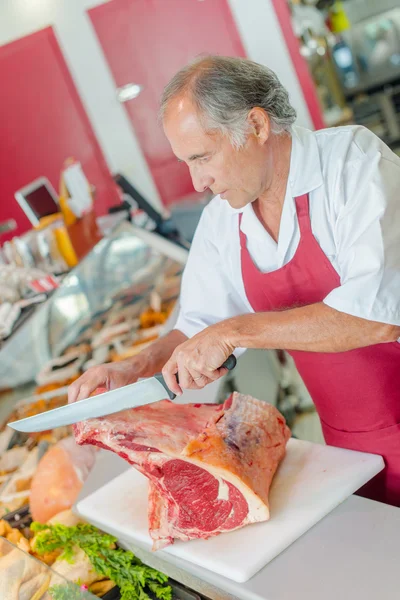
[48,582,94,600]
[31,522,172,600]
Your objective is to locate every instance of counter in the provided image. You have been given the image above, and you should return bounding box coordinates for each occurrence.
[78,448,400,600]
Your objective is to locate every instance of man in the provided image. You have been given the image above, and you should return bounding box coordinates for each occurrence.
[69,56,400,506]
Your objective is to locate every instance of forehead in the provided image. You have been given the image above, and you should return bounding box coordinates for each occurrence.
[163,96,220,158]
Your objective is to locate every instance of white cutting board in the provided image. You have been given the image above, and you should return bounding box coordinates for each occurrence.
[76,439,383,583]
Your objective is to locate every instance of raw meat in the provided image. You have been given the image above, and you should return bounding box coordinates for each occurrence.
[30,436,97,523]
[74,392,290,549]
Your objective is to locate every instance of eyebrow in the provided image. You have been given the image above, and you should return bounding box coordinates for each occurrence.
[177,153,208,163]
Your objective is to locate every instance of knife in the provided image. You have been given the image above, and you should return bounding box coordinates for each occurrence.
[8,355,237,433]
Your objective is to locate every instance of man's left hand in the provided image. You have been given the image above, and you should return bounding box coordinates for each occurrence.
[162,322,235,395]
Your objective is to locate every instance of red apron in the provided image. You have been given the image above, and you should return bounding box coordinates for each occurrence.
[239,194,400,506]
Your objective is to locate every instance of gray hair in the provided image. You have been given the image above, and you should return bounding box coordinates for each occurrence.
[160,55,296,148]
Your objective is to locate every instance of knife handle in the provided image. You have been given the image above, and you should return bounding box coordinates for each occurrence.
[221,355,237,371]
[155,354,237,400]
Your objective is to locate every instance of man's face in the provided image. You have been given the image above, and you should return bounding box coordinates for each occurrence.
[163,97,272,210]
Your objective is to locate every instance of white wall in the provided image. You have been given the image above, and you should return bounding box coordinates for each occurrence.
[0,0,313,210]
[228,0,313,130]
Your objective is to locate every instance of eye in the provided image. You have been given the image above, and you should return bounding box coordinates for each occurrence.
[199,155,210,163]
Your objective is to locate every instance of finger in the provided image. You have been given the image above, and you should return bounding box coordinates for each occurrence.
[69,368,108,403]
[177,364,215,390]
[162,360,182,396]
[198,367,227,382]
[188,362,228,385]
[76,381,100,402]
[68,380,81,404]
[186,367,228,390]
[215,366,229,379]
[190,372,214,389]
[177,363,200,390]
[185,367,211,388]
[68,375,93,404]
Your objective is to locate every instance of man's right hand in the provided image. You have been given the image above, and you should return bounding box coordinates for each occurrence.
[67,358,146,404]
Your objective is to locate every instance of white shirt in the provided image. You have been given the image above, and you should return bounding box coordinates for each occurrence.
[175,125,400,340]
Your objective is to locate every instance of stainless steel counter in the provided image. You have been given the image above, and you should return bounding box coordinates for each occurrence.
[78,449,400,600]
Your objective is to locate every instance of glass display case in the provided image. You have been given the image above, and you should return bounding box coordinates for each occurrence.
[0,222,188,391]
[0,537,98,599]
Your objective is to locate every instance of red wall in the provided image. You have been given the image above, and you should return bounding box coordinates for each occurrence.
[89,0,247,206]
[0,27,118,243]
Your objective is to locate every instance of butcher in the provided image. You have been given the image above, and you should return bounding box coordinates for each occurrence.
[69,56,400,507]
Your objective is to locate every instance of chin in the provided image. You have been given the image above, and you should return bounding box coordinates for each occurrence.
[226,196,252,210]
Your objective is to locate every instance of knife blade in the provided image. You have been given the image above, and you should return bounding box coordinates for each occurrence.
[8,355,236,433]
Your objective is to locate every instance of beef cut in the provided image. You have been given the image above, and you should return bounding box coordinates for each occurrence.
[74,392,291,549]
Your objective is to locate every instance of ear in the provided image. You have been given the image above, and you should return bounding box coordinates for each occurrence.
[247,107,270,144]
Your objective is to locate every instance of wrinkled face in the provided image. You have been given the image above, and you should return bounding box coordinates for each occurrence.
[163,97,272,209]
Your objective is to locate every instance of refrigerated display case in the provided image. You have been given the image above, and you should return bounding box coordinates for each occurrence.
[0,536,98,599]
[0,221,188,393]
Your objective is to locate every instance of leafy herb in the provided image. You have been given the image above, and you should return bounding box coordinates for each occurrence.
[49,582,94,600]
[31,522,172,600]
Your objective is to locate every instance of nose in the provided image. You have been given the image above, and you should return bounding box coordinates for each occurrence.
[190,164,214,193]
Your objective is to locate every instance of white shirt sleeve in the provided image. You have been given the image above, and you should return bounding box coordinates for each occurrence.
[323,133,400,325]
[175,206,250,346]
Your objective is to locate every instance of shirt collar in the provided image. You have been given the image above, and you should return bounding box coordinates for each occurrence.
[288,126,323,197]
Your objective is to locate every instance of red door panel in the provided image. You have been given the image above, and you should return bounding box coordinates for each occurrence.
[89,0,246,206]
[0,27,118,242]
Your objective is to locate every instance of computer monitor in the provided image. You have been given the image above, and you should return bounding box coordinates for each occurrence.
[15,177,59,226]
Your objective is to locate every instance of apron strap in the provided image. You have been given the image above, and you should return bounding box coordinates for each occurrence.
[239,194,311,247]
[294,194,311,236]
